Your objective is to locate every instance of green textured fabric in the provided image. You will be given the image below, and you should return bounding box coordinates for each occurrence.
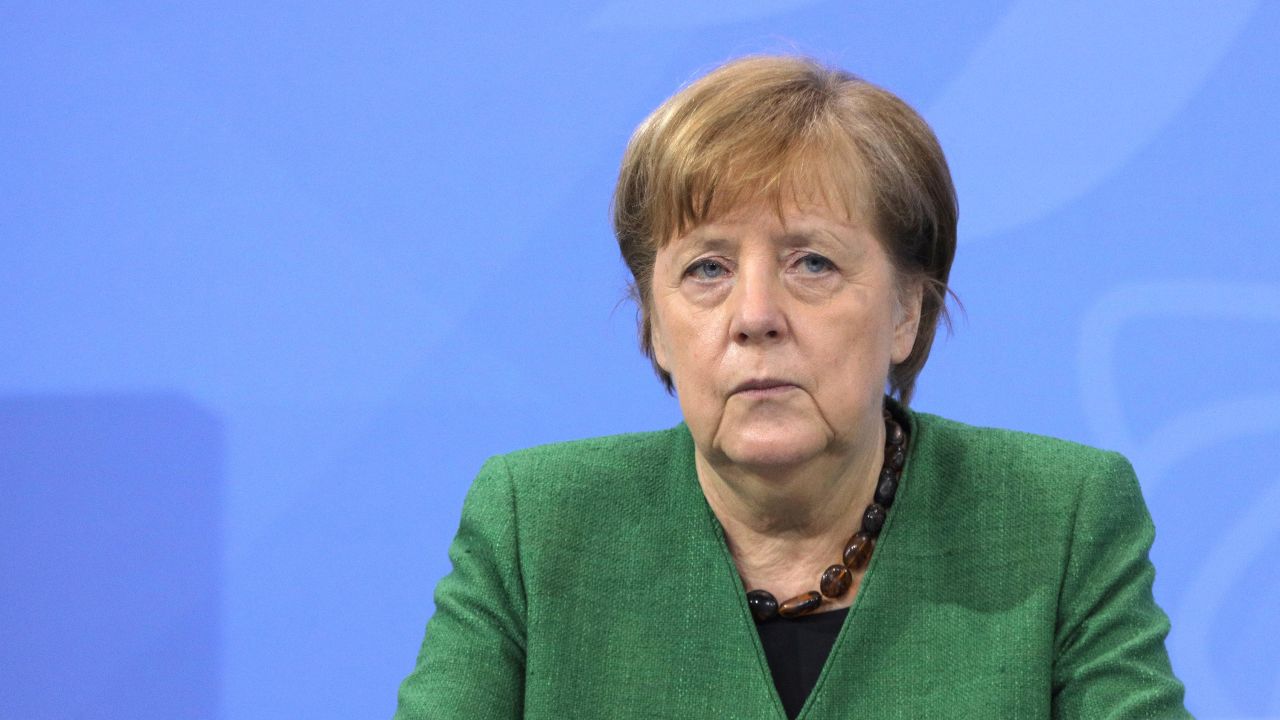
[395,409,1190,719]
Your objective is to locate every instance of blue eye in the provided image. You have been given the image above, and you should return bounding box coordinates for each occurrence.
[799,254,835,273]
[686,259,728,280]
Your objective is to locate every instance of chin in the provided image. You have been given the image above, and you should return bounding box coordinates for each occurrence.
[718,425,829,471]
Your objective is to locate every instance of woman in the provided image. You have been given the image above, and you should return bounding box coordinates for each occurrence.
[395,56,1189,719]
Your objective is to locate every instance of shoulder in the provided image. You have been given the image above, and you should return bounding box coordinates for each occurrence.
[899,409,1143,551]
[910,409,1126,468]
[492,424,690,484]
[475,424,696,524]
[907,409,1134,499]
[892,409,1154,607]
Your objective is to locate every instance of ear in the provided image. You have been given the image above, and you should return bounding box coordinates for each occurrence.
[891,280,924,364]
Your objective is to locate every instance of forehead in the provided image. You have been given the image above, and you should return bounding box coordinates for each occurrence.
[677,199,860,243]
[658,144,875,250]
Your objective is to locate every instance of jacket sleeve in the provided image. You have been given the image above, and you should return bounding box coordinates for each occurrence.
[395,456,527,719]
[1051,451,1191,719]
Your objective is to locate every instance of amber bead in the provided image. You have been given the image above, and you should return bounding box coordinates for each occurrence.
[820,564,853,598]
[778,590,823,618]
[861,503,887,535]
[843,532,875,570]
[886,446,906,471]
[887,421,905,446]
[874,476,898,508]
[747,589,779,622]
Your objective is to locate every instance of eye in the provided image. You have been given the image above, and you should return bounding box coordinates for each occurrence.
[685,258,729,280]
[798,253,835,274]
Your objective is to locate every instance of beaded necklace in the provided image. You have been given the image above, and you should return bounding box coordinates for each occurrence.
[745,406,906,622]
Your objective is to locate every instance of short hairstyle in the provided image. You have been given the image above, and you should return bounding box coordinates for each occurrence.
[612,55,958,405]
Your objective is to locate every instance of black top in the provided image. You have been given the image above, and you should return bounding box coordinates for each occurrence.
[755,608,850,719]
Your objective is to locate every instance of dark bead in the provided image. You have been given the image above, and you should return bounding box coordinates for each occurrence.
[861,503,887,535]
[820,564,852,598]
[887,421,905,446]
[746,589,779,622]
[874,476,898,508]
[886,446,906,471]
[843,532,875,570]
[778,591,823,618]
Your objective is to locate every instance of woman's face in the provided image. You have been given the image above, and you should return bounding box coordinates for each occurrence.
[650,198,921,472]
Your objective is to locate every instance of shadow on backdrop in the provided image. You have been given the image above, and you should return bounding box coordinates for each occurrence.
[0,395,222,720]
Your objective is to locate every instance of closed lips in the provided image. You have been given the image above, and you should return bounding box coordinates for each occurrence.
[732,379,797,394]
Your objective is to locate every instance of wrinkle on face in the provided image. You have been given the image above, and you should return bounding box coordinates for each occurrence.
[650,197,919,480]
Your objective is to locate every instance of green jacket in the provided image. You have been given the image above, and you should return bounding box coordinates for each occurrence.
[395,409,1190,718]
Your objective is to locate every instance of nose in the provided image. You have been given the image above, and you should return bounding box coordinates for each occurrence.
[729,262,788,344]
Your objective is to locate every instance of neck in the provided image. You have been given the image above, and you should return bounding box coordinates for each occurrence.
[694,419,886,604]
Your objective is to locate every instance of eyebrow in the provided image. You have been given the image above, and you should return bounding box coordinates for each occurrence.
[672,234,736,255]
[672,223,857,255]
[779,230,823,246]
[779,228,853,251]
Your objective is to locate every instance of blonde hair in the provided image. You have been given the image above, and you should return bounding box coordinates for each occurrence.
[612,55,957,405]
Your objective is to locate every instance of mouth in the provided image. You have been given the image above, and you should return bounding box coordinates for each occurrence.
[731,378,799,397]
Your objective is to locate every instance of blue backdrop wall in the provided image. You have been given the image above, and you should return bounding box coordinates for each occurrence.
[2,2,1278,718]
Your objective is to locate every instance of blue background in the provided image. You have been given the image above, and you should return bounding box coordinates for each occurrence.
[2,2,1277,718]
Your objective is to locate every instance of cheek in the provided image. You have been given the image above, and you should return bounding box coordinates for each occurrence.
[667,322,722,390]
[813,308,895,386]
[657,299,721,361]
[647,292,685,372]
[648,313,669,370]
